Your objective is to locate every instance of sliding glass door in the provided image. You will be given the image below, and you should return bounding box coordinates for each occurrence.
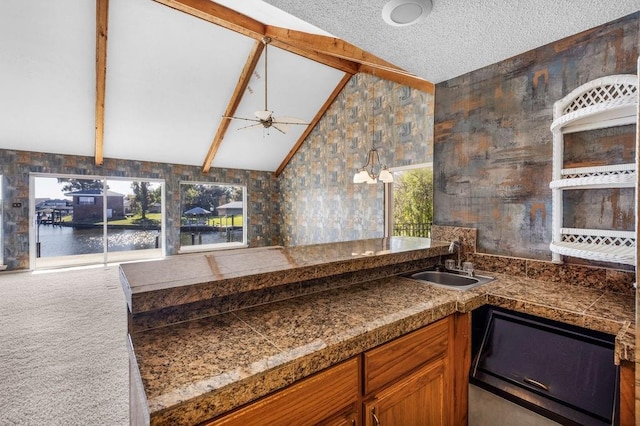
[32,174,164,269]
[104,178,163,264]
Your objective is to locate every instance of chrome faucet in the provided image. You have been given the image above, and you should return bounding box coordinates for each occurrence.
[448,240,461,269]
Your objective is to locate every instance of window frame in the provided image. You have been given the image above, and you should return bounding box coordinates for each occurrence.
[384,162,434,238]
[29,172,166,269]
[78,196,96,205]
[178,181,248,254]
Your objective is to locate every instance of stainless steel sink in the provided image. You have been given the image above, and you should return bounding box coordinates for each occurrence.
[409,269,494,291]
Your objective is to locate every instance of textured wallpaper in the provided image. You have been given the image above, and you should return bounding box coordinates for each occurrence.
[0,150,280,269]
[279,73,434,246]
[434,12,639,261]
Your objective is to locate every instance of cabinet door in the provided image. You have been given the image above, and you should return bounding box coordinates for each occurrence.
[318,405,360,426]
[205,357,360,426]
[364,317,449,395]
[364,357,449,426]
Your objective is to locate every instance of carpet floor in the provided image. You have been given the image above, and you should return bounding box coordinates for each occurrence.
[0,265,128,425]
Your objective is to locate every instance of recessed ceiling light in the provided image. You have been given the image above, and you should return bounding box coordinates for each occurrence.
[382,0,433,27]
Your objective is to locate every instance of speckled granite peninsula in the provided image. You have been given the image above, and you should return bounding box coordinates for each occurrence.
[121,237,636,425]
[120,237,451,317]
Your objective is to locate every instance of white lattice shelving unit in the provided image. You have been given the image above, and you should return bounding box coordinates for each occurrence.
[549,74,638,265]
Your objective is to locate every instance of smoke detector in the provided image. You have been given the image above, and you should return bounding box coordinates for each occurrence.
[382,0,433,27]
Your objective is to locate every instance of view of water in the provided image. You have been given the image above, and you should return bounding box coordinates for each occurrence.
[36,225,160,257]
[35,224,242,257]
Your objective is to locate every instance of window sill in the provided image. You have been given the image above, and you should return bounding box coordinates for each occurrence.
[178,242,248,254]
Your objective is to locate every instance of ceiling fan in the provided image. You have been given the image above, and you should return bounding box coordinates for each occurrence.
[225,37,308,134]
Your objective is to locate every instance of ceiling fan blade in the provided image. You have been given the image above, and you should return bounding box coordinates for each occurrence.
[271,122,290,134]
[236,122,263,131]
[223,115,261,123]
[254,110,272,121]
[273,116,308,125]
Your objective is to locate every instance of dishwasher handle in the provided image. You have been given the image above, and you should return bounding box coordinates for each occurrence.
[523,377,550,392]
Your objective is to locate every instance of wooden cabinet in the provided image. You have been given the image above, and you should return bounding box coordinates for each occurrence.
[363,313,470,426]
[363,357,448,426]
[319,406,360,426]
[363,317,449,395]
[203,313,471,426]
[203,357,360,426]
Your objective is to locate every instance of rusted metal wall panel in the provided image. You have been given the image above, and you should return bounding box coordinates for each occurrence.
[434,12,639,260]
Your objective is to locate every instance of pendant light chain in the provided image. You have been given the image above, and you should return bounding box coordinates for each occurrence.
[353,75,394,184]
[371,77,375,150]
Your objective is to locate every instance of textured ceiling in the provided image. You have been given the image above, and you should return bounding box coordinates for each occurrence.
[264,0,640,83]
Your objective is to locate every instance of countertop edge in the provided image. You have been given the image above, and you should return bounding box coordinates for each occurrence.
[126,242,451,314]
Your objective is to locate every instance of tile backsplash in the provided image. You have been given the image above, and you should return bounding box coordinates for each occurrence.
[432,225,635,296]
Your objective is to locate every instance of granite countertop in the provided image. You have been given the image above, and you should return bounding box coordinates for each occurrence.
[120,237,450,314]
[130,271,636,425]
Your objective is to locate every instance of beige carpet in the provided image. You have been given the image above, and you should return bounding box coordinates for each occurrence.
[0,265,128,425]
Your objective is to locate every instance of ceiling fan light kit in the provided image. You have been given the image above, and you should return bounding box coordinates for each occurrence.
[382,0,433,27]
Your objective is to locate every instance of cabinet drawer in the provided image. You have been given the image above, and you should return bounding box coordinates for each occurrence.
[205,357,360,425]
[364,317,450,395]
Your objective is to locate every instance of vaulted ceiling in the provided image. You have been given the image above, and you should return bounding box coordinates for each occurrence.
[1,1,637,176]
[0,0,430,176]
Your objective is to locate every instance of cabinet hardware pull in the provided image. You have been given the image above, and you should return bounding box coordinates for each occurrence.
[371,407,380,426]
[523,377,550,391]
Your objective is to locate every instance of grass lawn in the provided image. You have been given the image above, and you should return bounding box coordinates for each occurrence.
[183,215,243,227]
[107,213,162,225]
[60,212,242,227]
[209,215,243,227]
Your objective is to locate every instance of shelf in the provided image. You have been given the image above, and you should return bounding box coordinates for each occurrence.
[550,96,637,134]
[549,176,636,189]
[550,75,638,265]
[550,165,636,189]
[550,228,636,266]
[549,241,635,266]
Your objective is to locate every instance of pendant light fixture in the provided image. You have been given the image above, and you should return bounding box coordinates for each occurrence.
[353,77,394,184]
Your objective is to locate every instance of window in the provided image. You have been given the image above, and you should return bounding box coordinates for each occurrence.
[385,163,433,238]
[179,182,247,252]
[78,196,95,205]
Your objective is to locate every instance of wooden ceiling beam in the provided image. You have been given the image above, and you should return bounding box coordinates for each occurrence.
[153,1,433,92]
[268,39,358,75]
[266,26,434,94]
[95,0,109,166]
[202,40,265,173]
[266,26,400,70]
[152,0,434,171]
[153,0,265,39]
[153,0,358,74]
[275,73,352,177]
[359,64,434,94]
